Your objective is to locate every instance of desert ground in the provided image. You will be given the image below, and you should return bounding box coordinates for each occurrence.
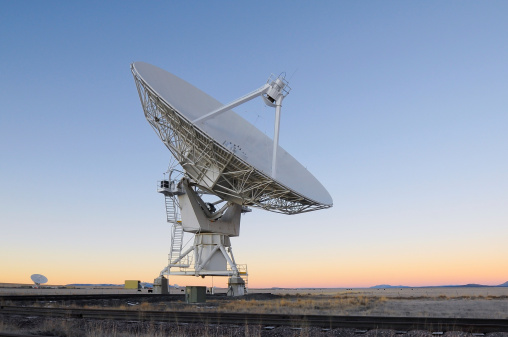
[1,284,507,318]
[2,285,508,336]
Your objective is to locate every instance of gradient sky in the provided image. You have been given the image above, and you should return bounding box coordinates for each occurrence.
[1,1,507,289]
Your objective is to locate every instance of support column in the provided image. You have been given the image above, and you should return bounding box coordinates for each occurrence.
[272,96,283,178]
[228,276,246,296]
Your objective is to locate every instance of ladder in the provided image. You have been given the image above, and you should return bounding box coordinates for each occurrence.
[164,195,179,223]
[164,194,184,265]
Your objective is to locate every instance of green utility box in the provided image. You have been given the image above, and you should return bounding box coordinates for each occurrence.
[185,286,206,303]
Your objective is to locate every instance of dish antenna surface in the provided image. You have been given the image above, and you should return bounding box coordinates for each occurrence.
[30,274,48,288]
[131,62,332,295]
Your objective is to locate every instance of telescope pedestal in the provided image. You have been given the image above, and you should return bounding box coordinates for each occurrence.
[158,178,248,296]
[193,233,237,275]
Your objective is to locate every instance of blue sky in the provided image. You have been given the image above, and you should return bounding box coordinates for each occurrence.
[1,1,507,287]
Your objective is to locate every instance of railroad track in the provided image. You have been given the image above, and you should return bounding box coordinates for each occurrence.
[1,306,507,333]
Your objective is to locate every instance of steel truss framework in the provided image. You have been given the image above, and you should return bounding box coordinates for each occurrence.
[132,67,331,215]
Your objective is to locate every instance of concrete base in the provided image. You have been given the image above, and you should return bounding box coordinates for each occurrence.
[153,276,169,294]
[227,276,245,296]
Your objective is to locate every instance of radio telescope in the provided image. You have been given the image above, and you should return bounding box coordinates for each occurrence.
[30,274,48,288]
[131,62,332,295]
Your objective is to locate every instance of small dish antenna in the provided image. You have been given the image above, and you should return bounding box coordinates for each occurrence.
[30,274,48,288]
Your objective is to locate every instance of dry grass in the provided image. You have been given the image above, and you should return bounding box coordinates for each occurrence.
[0,316,236,337]
[147,292,508,318]
[31,293,389,316]
[208,294,389,315]
[20,291,508,318]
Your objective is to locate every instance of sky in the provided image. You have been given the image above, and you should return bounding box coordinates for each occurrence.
[1,1,507,289]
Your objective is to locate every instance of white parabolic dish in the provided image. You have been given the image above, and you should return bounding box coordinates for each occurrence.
[31,274,48,284]
[132,62,332,214]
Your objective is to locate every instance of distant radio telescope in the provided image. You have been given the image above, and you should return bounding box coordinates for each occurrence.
[30,274,48,288]
[131,62,332,296]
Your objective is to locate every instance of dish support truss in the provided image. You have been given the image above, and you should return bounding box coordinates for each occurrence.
[158,178,248,296]
[132,66,330,215]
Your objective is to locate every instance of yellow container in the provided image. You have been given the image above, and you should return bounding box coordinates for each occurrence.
[124,280,140,289]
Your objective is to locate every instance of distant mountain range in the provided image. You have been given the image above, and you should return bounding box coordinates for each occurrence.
[371,281,508,288]
[371,284,410,289]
